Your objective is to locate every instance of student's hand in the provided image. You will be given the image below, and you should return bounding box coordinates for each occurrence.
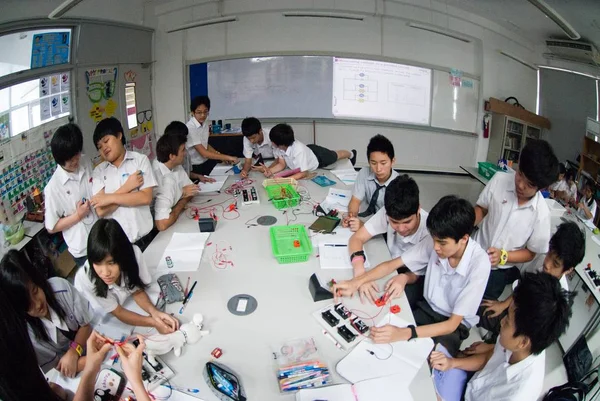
[463,341,494,356]
[345,216,362,232]
[90,193,114,208]
[75,200,91,220]
[240,169,249,179]
[332,279,359,300]
[369,325,407,343]
[430,351,454,371]
[224,156,238,165]
[197,175,216,183]
[151,311,180,334]
[357,281,379,304]
[487,247,501,266]
[57,348,79,378]
[83,331,113,375]
[182,184,200,198]
[384,274,408,300]
[124,170,144,191]
[115,336,145,387]
[481,299,506,318]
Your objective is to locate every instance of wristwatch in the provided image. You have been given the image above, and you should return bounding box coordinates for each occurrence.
[407,325,418,340]
[350,250,366,263]
[70,341,83,357]
[499,249,508,266]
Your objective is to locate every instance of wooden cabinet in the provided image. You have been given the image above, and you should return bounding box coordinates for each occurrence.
[487,114,543,167]
[580,118,600,185]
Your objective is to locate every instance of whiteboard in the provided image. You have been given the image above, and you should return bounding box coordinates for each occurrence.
[431,70,479,132]
[208,56,333,119]
[332,57,431,125]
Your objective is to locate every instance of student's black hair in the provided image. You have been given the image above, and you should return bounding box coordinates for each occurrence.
[50,123,83,166]
[241,117,262,137]
[426,195,475,242]
[558,164,566,175]
[549,222,585,272]
[156,132,187,163]
[565,170,576,182]
[512,272,572,355]
[164,120,189,138]
[0,288,62,401]
[87,219,147,298]
[93,117,126,148]
[190,95,211,112]
[583,181,596,206]
[0,250,67,343]
[384,175,419,220]
[519,139,559,189]
[366,134,395,161]
[269,123,295,147]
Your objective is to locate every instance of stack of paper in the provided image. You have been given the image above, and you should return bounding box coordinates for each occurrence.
[210,164,235,176]
[331,168,359,185]
[198,175,228,192]
[157,232,211,272]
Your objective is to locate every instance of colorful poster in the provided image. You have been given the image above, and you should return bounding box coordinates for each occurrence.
[40,98,51,120]
[85,67,118,123]
[60,72,70,91]
[450,68,463,87]
[39,76,50,97]
[0,114,9,140]
[61,93,71,114]
[130,133,155,160]
[31,32,70,68]
[50,74,61,94]
[50,96,61,116]
[136,109,154,138]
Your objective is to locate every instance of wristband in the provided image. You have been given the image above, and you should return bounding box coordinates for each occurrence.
[350,250,366,264]
[70,341,83,357]
[499,249,508,266]
[407,325,418,340]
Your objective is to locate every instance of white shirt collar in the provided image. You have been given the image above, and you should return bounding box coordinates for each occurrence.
[367,169,396,186]
[502,346,541,380]
[157,162,173,176]
[284,142,295,157]
[505,183,540,210]
[395,210,426,245]
[41,307,68,343]
[56,163,85,185]
[438,238,475,277]
[188,116,204,129]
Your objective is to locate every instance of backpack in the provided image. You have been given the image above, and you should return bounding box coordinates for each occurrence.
[543,382,587,401]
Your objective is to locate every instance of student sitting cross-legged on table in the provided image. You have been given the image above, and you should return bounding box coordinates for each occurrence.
[152,122,204,231]
[335,196,490,356]
[343,134,398,232]
[474,139,559,300]
[44,123,97,268]
[90,117,158,251]
[430,272,573,401]
[258,123,356,180]
[346,174,429,303]
[75,219,179,334]
[240,117,274,179]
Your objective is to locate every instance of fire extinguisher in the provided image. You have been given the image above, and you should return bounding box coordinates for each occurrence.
[483,113,491,138]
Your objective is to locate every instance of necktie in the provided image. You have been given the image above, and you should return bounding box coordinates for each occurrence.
[359,182,385,217]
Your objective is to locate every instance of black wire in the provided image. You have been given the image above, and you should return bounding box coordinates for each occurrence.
[366,345,393,361]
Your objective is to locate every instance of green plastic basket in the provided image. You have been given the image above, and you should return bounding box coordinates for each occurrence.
[477,162,503,180]
[265,184,300,210]
[269,225,313,264]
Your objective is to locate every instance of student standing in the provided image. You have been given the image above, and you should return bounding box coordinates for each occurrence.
[185,96,237,176]
[90,117,157,250]
[44,123,97,267]
[343,134,398,231]
[474,139,558,300]
[240,117,274,178]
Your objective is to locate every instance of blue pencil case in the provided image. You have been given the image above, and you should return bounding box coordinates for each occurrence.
[312,175,336,187]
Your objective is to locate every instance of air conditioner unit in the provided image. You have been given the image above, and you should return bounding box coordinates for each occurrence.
[544,39,600,66]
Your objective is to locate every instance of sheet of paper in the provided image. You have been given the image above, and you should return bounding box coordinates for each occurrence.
[157,232,211,272]
[296,384,354,401]
[354,374,414,401]
[319,188,352,213]
[198,175,228,192]
[331,168,359,185]
[319,243,370,269]
[210,164,234,176]
[46,369,82,394]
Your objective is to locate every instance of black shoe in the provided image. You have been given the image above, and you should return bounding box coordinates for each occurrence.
[350,149,357,166]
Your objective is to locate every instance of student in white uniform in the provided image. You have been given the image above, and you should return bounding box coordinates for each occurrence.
[477,221,584,341]
[90,117,158,251]
[577,181,597,223]
[430,273,572,401]
[343,134,398,231]
[76,219,179,334]
[565,170,578,204]
[153,124,202,231]
[346,175,429,303]
[185,96,238,176]
[240,117,274,179]
[260,123,356,180]
[44,123,97,267]
[549,164,568,200]
[0,250,93,375]
[474,139,558,300]
[336,196,490,356]
[165,120,214,184]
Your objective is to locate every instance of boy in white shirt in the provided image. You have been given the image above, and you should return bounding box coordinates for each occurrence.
[474,139,559,300]
[343,134,398,231]
[430,272,572,401]
[549,164,568,199]
[153,123,201,231]
[90,117,157,250]
[260,123,356,180]
[335,196,490,356]
[240,117,274,179]
[44,123,97,267]
[185,96,237,176]
[346,174,429,303]
[478,221,584,341]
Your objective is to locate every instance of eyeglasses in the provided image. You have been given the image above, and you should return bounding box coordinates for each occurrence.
[194,110,210,116]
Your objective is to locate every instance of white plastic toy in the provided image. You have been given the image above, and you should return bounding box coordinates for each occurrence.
[145,313,209,365]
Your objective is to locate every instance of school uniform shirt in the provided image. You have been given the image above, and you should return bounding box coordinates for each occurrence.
[364,207,430,259]
[405,237,491,328]
[31,277,94,372]
[242,130,274,159]
[75,245,151,313]
[577,197,597,223]
[44,155,97,258]
[273,140,319,172]
[186,116,210,165]
[464,338,545,401]
[474,171,551,268]
[92,151,157,242]
[152,160,193,221]
[568,182,578,203]
[353,167,399,214]
[549,179,568,192]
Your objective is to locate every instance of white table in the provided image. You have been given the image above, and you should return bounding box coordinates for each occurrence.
[460,165,490,186]
[141,170,437,401]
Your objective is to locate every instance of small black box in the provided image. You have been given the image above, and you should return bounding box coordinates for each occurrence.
[198,217,217,232]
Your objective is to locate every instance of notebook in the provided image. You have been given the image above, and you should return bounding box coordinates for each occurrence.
[198,175,228,192]
[295,374,413,401]
[336,314,434,384]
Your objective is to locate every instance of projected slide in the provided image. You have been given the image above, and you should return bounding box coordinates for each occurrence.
[332,58,432,125]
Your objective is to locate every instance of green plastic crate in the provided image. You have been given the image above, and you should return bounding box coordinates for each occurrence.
[269,225,313,264]
[265,184,300,210]
[477,162,503,180]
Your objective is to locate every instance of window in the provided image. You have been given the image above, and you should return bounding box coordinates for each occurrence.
[0,72,71,138]
[125,83,137,129]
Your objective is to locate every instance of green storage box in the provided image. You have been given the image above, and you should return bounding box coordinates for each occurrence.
[478,162,503,180]
[270,225,313,264]
[265,184,300,210]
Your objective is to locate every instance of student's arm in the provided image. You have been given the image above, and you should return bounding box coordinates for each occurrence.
[348,228,374,276]
[481,295,512,316]
[47,201,91,233]
[155,197,190,231]
[370,314,464,344]
[579,201,594,219]
[72,332,113,401]
[92,172,144,216]
[347,196,361,217]
[262,158,286,177]
[290,171,311,180]
[131,289,180,333]
[241,158,253,178]
[56,323,93,377]
[430,347,494,372]
[333,257,407,298]
[193,144,237,163]
[474,205,488,226]
[93,187,153,212]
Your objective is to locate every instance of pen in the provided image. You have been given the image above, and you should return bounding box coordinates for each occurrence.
[322,330,342,350]
[184,276,191,297]
[334,194,347,198]
[179,290,194,314]
[324,244,347,247]
[182,281,197,304]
